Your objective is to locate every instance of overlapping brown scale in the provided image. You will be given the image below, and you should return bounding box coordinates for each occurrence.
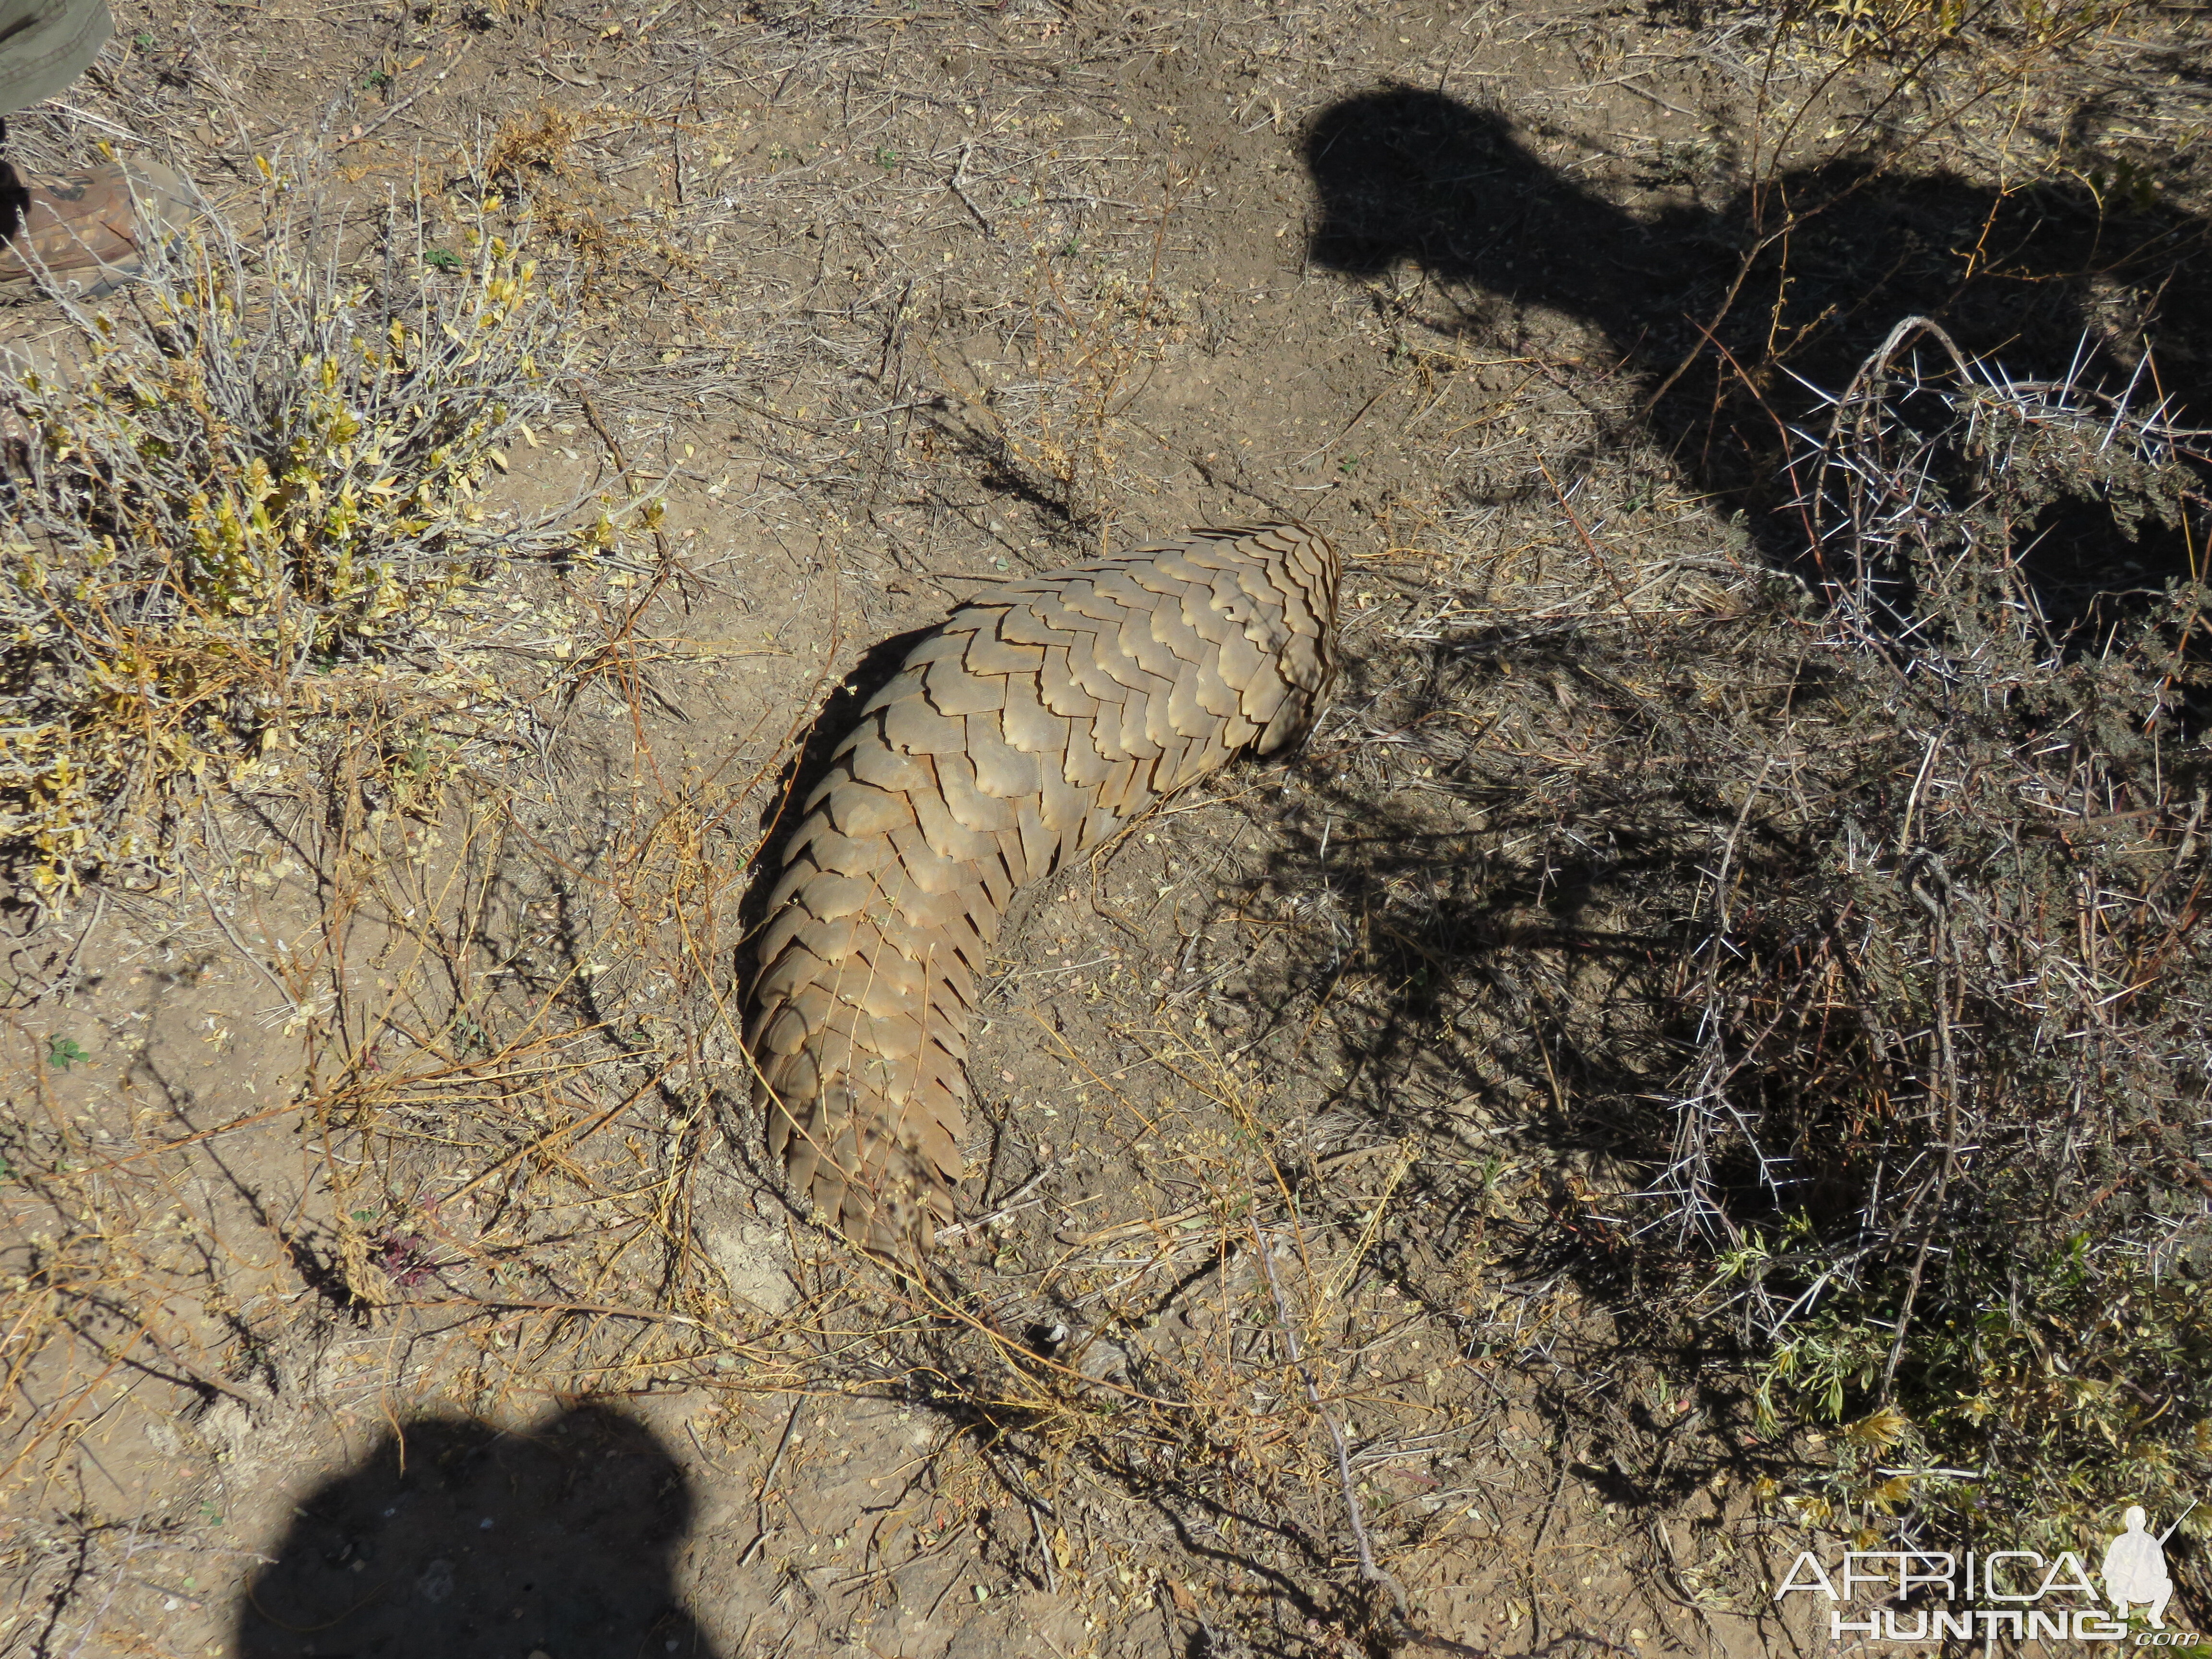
[962,624,1045,678]
[876,694,963,756]
[1113,602,1187,685]
[747,522,1340,1255]
[998,669,1069,758]
[1142,584,1206,662]
[963,713,1041,806]
[924,656,1005,717]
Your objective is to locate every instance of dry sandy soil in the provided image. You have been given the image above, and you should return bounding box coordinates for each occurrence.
[1,1,2208,1657]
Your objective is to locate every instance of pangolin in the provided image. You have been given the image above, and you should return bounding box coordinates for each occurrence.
[746,522,1341,1253]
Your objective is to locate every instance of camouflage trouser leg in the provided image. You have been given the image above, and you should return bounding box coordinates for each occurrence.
[0,0,109,118]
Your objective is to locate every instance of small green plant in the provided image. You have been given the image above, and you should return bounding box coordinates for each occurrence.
[362,68,392,90]
[422,247,463,270]
[875,146,899,172]
[44,1036,86,1070]
[2088,156,2162,214]
[1757,1238,2212,1555]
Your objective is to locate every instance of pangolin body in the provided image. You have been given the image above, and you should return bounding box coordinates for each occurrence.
[747,522,1340,1252]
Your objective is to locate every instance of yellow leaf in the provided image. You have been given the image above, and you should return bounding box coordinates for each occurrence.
[1846,1404,1910,1448]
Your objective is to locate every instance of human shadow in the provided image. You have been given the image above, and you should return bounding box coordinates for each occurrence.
[1303,86,2212,609]
[235,1404,718,1659]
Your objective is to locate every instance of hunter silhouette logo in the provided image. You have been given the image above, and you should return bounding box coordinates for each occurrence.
[2103,1505,2191,1629]
[1775,1498,2199,1645]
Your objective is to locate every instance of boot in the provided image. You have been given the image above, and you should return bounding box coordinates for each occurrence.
[0,156,193,299]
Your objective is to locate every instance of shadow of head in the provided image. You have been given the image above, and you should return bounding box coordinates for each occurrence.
[1303,85,1648,311]
[1306,82,2212,373]
[235,1404,718,1659]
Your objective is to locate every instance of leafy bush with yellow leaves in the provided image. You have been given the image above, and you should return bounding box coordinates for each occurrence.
[0,199,583,900]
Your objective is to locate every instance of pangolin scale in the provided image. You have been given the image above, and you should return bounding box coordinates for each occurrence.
[747,522,1340,1252]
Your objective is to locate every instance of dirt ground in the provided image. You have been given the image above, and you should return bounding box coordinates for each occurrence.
[2,0,2208,1656]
